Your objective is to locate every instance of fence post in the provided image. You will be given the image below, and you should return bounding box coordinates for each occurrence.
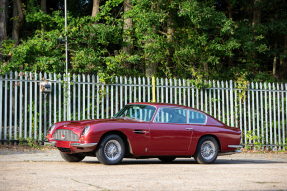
[0,75,2,141]
[34,72,38,140]
[230,80,234,127]
[67,73,71,121]
[152,76,156,102]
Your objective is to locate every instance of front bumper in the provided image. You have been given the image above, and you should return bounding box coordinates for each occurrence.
[47,141,98,153]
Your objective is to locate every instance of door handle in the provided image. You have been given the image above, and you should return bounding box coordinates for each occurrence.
[186,128,193,131]
[134,130,149,134]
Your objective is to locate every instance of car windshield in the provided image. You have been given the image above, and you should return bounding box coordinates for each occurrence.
[113,104,156,122]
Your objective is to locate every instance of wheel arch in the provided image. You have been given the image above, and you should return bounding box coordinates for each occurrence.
[98,130,133,157]
[197,134,221,152]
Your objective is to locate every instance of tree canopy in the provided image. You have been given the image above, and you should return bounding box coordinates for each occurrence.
[0,0,287,82]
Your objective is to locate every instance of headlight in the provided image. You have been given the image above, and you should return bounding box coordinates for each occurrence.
[48,124,56,134]
[81,126,90,136]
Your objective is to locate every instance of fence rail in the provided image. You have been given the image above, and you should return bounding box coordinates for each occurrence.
[0,71,286,150]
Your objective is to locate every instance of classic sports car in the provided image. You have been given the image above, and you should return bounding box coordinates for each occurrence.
[47,102,242,165]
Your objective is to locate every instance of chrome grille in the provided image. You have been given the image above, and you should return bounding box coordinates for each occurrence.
[53,129,79,141]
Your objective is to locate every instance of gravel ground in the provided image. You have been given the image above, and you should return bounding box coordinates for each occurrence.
[0,145,287,191]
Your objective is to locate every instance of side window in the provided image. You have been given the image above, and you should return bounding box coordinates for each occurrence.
[154,108,171,123]
[124,107,155,121]
[188,110,206,124]
[155,108,187,124]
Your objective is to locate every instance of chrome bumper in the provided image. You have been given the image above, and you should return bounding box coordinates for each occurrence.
[218,145,243,156]
[70,143,98,148]
[46,142,97,148]
[228,145,243,149]
[218,150,242,156]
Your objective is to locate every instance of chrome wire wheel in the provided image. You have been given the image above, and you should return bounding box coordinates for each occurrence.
[200,140,216,160]
[104,140,122,161]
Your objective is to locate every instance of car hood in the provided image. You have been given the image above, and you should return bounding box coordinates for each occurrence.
[54,118,145,134]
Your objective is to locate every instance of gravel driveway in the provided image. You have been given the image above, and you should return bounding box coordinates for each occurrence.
[1,146,287,190]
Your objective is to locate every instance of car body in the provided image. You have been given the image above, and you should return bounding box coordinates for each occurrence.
[47,102,242,164]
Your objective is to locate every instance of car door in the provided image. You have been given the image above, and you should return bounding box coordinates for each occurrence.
[115,104,156,156]
[149,107,193,155]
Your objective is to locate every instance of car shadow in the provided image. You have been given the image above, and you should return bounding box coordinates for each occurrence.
[81,158,287,165]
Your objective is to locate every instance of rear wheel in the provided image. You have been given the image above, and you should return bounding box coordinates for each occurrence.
[60,152,85,162]
[194,136,218,164]
[158,156,176,163]
[96,134,125,165]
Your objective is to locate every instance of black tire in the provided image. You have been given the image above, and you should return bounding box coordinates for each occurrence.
[96,134,125,165]
[158,156,176,163]
[194,136,219,164]
[60,151,85,162]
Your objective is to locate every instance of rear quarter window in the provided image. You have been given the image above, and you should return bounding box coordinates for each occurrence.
[188,110,206,124]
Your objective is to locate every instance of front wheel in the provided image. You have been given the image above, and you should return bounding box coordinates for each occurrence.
[96,134,125,165]
[194,136,218,164]
[60,152,85,162]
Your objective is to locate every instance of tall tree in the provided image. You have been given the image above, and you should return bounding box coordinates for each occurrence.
[92,0,100,18]
[225,0,232,19]
[252,0,261,26]
[167,9,175,70]
[12,0,24,44]
[245,0,262,74]
[41,0,47,14]
[122,0,133,69]
[41,0,47,30]
[0,0,8,63]
[144,1,158,77]
[284,34,287,75]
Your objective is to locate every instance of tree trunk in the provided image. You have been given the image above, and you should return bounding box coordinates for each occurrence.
[279,34,287,79]
[92,0,100,18]
[247,0,261,70]
[41,0,47,14]
[123,0,133,69]
[284,34,287,73]
[273,57,277,76]
[167,12,175,68]
[0,0,8,63]
[145,1,157,77]
[41,0,47,30]
[225,0,232,19]
[12,0,24,44]
[252,0,261,26]
[273,43,277,76]
[202,62,208,78]
[225,0,233,67]
[145,62,157,78]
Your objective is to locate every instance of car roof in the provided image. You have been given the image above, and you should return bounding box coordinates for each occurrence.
[128,102,193,109]
[127,102,228,127]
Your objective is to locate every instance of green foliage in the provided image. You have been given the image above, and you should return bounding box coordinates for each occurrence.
[18,138,26,146]
[17,137,42,149]
[246,131,262,150]
[1,0,287,82]
[26,138,42,148]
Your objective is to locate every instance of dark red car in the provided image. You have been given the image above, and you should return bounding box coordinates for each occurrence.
[47,103,242,165]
